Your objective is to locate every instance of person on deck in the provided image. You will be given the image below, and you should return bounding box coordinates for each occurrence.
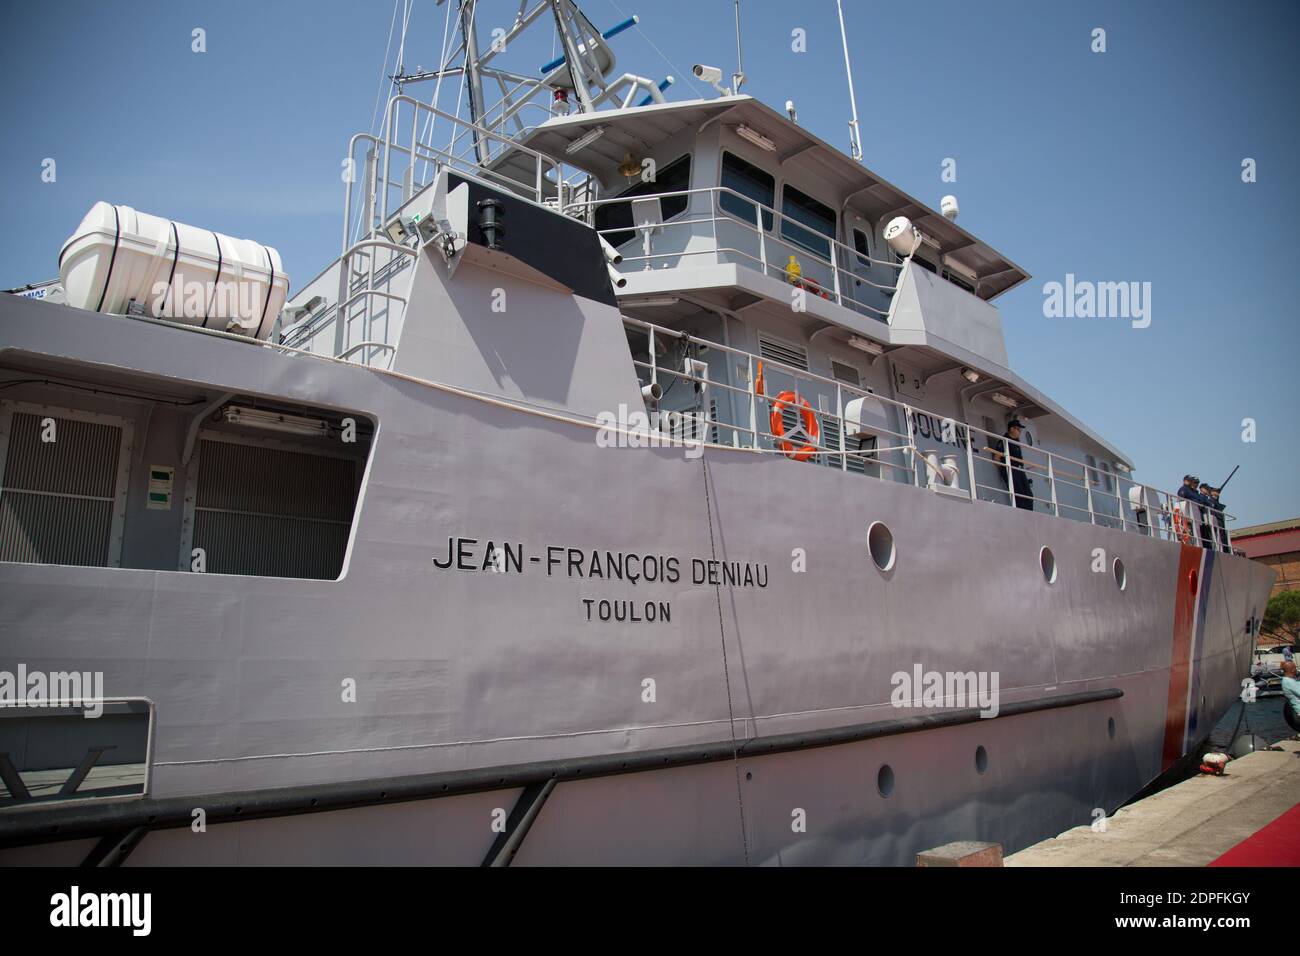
[990,419,1035,511]
[1206,486,1230,552]
[1176,475,1210,548]
[1198,483,1218,550]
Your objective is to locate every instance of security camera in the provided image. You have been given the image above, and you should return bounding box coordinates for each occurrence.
[692,63,729,95]
[692,64,723,84]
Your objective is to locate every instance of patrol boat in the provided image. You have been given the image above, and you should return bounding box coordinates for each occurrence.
[0,1,1276,865]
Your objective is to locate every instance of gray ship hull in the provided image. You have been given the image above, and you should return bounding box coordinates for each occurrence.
[0,296,1274,865]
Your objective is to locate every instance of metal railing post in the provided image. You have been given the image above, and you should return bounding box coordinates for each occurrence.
[837,383,846,471]
[1003,441,1014,505]
[334,250,350,358]
[748,354,758,450]
[649,327,658,389]
[1085,469,1096,525]
[905,407,920,486]
[965,427,977,501]
[1047,455,1059,516]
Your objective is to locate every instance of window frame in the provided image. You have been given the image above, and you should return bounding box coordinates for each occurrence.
[594,154,693,248]
[717,150,776,232]
[780,183,837,261]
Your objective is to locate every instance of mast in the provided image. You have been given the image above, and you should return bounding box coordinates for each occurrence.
[459,0,489,163]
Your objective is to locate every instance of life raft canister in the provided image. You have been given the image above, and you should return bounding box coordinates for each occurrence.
[770,390,820,461]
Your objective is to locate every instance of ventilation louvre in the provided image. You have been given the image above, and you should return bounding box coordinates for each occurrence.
[830,361,861,386]
[757,332,809,371]
[0,410,125,567]
[190,437,358,580]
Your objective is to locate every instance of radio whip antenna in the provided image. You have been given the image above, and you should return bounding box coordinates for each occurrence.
[732,0,746,93]
[836,0,863,162]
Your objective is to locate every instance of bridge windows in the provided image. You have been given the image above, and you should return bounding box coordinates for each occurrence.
[594,154,691,248]
[718,151,775,230]
[781,185,836,260]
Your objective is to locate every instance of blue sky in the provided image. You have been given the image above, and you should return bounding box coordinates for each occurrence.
[1,0,1296,525]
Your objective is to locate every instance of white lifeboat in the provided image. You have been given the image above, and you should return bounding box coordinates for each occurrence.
[58,202,289,339]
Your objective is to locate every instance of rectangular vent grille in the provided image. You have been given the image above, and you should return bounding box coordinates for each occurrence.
[757,332,809,371]
[0,412,122,567]
[830,361,861,386]
[192,438,357,580]
[819,418,868,474]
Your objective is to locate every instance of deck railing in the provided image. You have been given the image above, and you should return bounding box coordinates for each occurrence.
[565,186,911,321]
[623,315,1235,550]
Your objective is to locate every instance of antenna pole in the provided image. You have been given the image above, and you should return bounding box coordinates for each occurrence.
[836,0,863,162]
[732,0,745,93]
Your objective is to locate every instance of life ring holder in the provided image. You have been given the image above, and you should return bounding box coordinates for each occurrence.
[770,390,820,461]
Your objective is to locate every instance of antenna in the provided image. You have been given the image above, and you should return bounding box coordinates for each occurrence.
[732,0,746,93]
[835,0,863,162]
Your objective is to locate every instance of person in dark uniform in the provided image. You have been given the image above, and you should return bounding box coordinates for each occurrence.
[1197,483,1217,549]
[1206,486,1229,552]
[1176,474,1209,547]
[990,419,1034,511]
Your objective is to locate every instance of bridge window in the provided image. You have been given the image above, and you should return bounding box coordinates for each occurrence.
[719,152,774,230]
[781,185,836,260]
[594,154,691,248]
[1099,460,1114,493]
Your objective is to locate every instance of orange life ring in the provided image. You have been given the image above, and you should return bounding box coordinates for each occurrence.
[770,390,820,461]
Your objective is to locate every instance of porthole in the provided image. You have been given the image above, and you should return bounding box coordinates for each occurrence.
[1188,568,1198,596]
[877,764,895,797]
[975,745,988,775]
[1039,546,1057,585]
[868,521,896,572]
[1113,558,1127,591]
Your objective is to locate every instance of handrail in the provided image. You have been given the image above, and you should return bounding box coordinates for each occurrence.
[623,314,1236,548]
[379,94,563,222]
[336,341,397,368]
[565,185,911,321]
[566,184,905,270]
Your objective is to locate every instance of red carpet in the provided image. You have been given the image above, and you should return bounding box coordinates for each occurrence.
[1208,800,1300,867]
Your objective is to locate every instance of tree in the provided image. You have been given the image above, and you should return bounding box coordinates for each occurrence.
[1261,590,1300,646]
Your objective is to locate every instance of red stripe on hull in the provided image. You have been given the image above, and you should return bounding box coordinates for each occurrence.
[1160,546,1202,771]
